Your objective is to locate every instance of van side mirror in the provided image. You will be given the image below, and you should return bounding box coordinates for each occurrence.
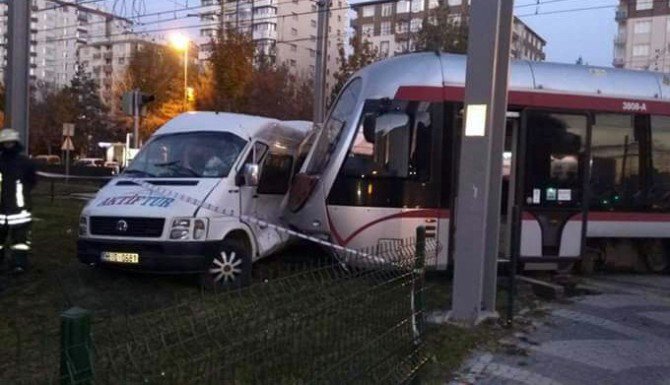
[243,163,260,187]
[363,114,376,143]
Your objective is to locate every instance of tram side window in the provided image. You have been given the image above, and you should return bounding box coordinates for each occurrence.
[342,103,434,181]
[524,111,587,207]
[650,116,670,211]
[590,114,641,211]
[328,100,440,208]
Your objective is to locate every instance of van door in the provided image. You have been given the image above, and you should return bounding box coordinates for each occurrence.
[253,152,295,255]
[239,142,269,259]
[512,110,590,269]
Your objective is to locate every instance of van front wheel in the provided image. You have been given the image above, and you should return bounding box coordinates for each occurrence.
[201,240,252,290]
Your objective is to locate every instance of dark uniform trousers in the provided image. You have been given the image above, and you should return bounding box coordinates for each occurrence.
[0,222,31,269]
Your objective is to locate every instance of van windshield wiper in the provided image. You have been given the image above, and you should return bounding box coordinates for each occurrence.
[123,169,157,178]
[153,160,200,177]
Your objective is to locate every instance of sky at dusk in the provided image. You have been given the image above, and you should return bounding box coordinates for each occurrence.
[108,0,620,68]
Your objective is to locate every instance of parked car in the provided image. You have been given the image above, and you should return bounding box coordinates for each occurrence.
[74,158,104,167]
[34,155,61,165]
[104,161,121,175]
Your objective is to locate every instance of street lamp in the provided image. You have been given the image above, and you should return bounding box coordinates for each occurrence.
[169,32,190,112]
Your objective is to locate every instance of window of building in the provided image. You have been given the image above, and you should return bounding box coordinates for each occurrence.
[290,44,297,52]
[310,49,316,57]
[311,19,317,27]
[362,5,375,17]
[428,0,439,9]
[447,0,462,6]
[396,0,410,13]
[380,21,391,35]
[410,18,422,32]
[382,3,393,16]
[636,0,653,10]
[634,20,651,34]
[590,114,640,210]
[291,27,298,36]
[411,0,424,12]
[633,44,650,57]
[380,40,390,57]
[396,22,408,34]
[362,23,374,35]
[290,59,296,67]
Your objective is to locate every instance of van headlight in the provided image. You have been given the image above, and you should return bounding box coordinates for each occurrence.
[169,218,208,240]
[79,216,88,236]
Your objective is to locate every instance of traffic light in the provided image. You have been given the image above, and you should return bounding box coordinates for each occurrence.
[121,91,155,117]
[140,93,155,117]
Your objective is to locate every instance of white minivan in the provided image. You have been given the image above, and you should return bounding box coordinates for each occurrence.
[77,112,312,288]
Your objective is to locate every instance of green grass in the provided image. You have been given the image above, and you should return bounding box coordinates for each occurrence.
[1,182,545,384]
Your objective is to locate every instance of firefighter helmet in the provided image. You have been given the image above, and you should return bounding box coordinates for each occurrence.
[0,129,21,144]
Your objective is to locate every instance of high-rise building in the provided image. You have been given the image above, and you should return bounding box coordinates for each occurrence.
[613,0,670,72]
[351,0,546,61]
[198,0,348,91]
[0,0,167,111]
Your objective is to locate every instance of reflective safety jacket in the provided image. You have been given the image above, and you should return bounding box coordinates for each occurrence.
[0,150,37,226]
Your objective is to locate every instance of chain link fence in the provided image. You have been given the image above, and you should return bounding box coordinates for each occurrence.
[4,232,437,385]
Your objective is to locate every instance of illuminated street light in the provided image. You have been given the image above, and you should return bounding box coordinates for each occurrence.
[169,32,190,111]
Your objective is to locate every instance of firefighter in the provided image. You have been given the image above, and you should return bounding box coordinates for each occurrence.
[0,129,37,274]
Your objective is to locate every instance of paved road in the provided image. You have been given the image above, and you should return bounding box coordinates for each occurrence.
[449,274,670,385]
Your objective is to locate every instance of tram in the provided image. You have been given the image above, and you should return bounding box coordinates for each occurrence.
[285,52,670,272]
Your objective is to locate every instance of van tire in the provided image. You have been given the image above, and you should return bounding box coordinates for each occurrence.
[200,240,252,290]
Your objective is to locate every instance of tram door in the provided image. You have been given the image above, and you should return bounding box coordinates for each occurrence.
[509,110,590,269]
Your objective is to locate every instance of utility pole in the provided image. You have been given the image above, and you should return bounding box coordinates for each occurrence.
[133,89,140,148]
[449,0,514,326]
[313,0,330,124]
[4,0,31,153]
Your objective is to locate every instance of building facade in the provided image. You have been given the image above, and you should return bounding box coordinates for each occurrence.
[198,0,348,91]
[0,0,161,110]
[351,0,546,61]
[614,0,670,72]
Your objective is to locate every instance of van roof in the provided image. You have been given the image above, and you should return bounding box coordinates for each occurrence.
[155,112,313,152]
[156,112,281,139]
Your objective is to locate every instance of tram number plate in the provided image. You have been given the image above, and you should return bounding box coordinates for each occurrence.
[101,252,139,264]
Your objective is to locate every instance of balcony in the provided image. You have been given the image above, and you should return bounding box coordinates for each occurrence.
[103,65,113,74]
[613,34,626,46]
[615,9,627,23]
[613,57,625,68]
[104,52,113,60]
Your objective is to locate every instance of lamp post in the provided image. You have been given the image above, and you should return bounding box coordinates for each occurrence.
[169,33,189,112]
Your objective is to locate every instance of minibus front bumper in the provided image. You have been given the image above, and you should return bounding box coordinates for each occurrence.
[77,239,220,274]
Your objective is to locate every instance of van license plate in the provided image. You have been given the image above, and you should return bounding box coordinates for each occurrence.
[101,252,139,264]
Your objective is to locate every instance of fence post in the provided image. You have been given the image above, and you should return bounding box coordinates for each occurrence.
[60,307,93,385]
[412,226,427,342]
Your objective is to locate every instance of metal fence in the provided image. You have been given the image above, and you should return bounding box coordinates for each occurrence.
[4,231,437,385]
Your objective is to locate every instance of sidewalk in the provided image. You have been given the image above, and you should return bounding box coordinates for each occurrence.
[447,275,670,385]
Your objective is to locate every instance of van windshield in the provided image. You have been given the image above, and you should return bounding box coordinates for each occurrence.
[125,132,247,178]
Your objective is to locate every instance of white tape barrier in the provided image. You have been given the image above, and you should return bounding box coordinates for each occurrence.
[134,179,389,265]
[36,171,424,266]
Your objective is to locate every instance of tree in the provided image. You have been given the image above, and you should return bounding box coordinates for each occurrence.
[330,36,380,107]
[414,7,469,54]
[121,43,184,141]
[29,85,69,155]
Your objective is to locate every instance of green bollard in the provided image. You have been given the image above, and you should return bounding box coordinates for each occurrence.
[60,307,93,385]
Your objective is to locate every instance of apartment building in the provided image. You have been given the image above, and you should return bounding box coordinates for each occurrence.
[613,0,670,72]
[0,0,138,107]
[199,0,348,91]
[351,0,546,61]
